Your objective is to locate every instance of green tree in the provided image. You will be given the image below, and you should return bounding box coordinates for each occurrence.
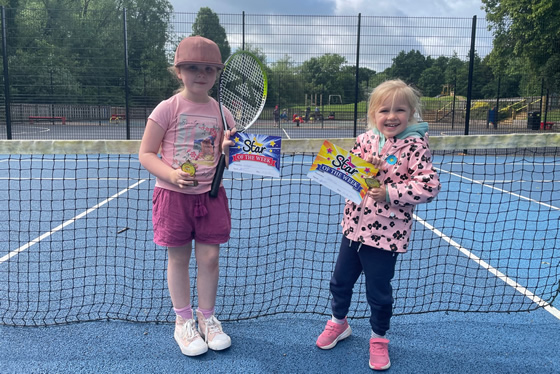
[243,44,276,108]
[446,51,492,99]
[121,0,174,105]
[4,1,174,106]
[482,0,560,90]
[369,71,390,91]
[430,55,450,72]
[480,53,523,98]
[191,7,231,62]
[243,44,267,64]
[388,49,427,85]
[418,66,445,97]
[300,54,347,102]
[470,53,494,99]
[269,55,304,107]
[5,3,124,104]
[443,53,470,97]
[338,65,357,103]
[356,66,376,102]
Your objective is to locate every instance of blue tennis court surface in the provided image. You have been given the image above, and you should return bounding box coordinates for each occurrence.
[1,311,559,373]
[1,149,559,373]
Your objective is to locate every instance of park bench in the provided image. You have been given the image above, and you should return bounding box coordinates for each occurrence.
[29,116,66,125]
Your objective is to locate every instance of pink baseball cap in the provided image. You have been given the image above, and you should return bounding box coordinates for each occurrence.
[174,36,224,68]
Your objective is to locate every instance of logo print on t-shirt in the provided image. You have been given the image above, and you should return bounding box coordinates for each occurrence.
[172,114,219,174]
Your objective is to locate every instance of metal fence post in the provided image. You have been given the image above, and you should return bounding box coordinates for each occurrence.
[539,77,544,116]
[1,6,12,140]
[123,8,131,140]
[353,13,361,138]
[543,88,549,127]
[451,71,456,130]
[495,74,501,129]
[464,15,476,135]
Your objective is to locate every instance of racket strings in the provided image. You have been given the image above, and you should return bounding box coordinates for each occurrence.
[220,54,266,132]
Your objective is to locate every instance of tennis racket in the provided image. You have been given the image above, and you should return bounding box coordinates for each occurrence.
[210,50,268,198]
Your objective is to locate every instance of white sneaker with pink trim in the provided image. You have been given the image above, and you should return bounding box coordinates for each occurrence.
[196,310,231,351]
[174,316,208,356]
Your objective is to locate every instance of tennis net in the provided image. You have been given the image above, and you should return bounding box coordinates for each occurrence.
[0,134,559,326]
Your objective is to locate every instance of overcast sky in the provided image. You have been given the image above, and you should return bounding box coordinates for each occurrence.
[168,0,487,19]
[165,0,492,70]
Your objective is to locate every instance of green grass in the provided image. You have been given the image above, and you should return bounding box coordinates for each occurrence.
[275,96,558,124]
[284,96,466,114]
[287,102,367,114]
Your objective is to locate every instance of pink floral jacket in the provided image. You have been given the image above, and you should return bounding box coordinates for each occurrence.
[341,123,441,253]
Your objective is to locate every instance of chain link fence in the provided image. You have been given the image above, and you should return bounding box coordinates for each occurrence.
[0,8,557,140]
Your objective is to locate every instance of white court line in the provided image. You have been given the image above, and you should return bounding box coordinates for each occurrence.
[446,161,557,166]
[228,177,310,182]
[11,126,50,135]
[282,127,291,139]
[3,163,557,319]
[0,159,127,164]
[251,170,560,319]
[428,166,560,319]
[414,214,560,320]
[0,177,142,181]
[0,179,147,264]
[462,179,559,183]
[436,167,560,211]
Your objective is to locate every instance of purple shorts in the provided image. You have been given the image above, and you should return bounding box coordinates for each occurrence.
[152,186,231,247]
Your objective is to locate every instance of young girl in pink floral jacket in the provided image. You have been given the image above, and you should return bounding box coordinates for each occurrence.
[341,123,439,253]
[316,80,441,371]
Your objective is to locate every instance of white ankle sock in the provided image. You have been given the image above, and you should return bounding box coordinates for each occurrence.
[371,331,385,339]
[331,316,345,324]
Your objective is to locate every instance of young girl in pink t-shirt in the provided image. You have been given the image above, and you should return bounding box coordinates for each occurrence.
[139,36,236,357]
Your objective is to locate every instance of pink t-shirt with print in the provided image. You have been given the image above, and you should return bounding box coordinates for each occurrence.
[148,93,235,194]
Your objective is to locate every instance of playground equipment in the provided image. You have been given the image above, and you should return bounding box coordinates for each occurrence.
[328,94,342,105]
[439,84,454,97]
[305,93,323,107]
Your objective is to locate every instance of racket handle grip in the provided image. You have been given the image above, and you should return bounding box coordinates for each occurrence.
[210,154,226,198]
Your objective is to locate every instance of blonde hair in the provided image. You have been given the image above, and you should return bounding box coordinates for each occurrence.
[367,79,422,130]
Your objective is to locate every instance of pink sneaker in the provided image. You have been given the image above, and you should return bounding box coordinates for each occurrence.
[316,318,352,349]
[369,338,391,370]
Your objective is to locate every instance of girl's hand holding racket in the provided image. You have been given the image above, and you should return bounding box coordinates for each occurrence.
[210,50,268,198]
[222,128,237,164]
